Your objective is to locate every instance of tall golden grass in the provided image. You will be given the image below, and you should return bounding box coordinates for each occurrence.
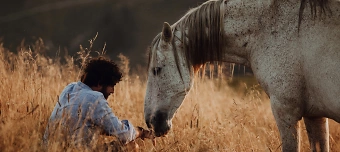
[0,41,340,152]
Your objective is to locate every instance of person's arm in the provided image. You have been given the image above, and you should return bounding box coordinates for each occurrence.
[91,99,137,144]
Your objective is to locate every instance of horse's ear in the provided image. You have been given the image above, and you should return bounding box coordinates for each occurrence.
[162,22,173,43]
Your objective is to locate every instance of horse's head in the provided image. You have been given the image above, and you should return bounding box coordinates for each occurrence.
[144,0,269,137]
[144,22,192,137]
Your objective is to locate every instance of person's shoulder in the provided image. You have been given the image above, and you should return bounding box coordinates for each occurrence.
[83,90,105,102]
[61,82,78,90]
[86,90,104,98]
[71,81,106,103]
[60,82,77,93]
[66,82,78,87]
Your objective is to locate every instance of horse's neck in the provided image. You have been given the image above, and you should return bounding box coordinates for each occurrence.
[219,0,303,66]
[273,0,300,17]
[241,0,302,34]
[173,0,301,66]
[271,0,301,31]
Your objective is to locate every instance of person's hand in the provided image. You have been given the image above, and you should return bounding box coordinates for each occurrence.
[136,126,156,146]
[136,126,154,140]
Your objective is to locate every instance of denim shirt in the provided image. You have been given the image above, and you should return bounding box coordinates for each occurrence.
[43,81,136,145]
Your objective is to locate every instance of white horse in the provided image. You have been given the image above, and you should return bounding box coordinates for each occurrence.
[144,0,340,151]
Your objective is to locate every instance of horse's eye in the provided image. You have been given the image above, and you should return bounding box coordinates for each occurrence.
[152,67,162,76]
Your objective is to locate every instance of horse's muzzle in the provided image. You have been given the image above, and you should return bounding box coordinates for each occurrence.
[150,110,171,137]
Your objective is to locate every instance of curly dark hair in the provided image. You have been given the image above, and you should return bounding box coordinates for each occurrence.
[81,57,123,87]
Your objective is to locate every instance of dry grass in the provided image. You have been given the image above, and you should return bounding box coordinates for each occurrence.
[0,41,340,152]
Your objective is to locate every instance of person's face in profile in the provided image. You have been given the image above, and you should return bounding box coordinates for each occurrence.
[100,85,114,100]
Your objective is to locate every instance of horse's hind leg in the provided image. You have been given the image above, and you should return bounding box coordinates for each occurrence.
[303,117,329,152]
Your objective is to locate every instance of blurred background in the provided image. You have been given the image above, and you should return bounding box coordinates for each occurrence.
[0,0,251,75]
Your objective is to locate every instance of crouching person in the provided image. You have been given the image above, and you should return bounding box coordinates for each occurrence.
[43,56,154,150]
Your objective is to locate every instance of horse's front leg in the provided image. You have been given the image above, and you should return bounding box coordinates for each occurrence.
[304,117,329,152]
[270,96,303,152]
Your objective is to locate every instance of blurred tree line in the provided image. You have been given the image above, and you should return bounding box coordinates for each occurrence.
[0,0,206,67]
[0,0,251,76]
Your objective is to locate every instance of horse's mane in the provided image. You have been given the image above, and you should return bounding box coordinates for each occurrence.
[173,0,226,67]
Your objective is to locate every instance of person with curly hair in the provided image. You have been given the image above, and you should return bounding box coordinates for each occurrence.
[43,56,153,149]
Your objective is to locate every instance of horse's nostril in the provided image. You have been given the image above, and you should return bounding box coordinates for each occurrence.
[151,111,170,136]
[152,111,168,125]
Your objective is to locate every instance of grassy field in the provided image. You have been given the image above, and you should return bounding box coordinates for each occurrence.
[0,42,340,152]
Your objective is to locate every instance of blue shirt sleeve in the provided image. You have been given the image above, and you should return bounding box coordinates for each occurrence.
[91,98,137,144]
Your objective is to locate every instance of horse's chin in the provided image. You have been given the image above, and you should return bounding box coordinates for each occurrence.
[151,122,171,137]
[154,128,170,137]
